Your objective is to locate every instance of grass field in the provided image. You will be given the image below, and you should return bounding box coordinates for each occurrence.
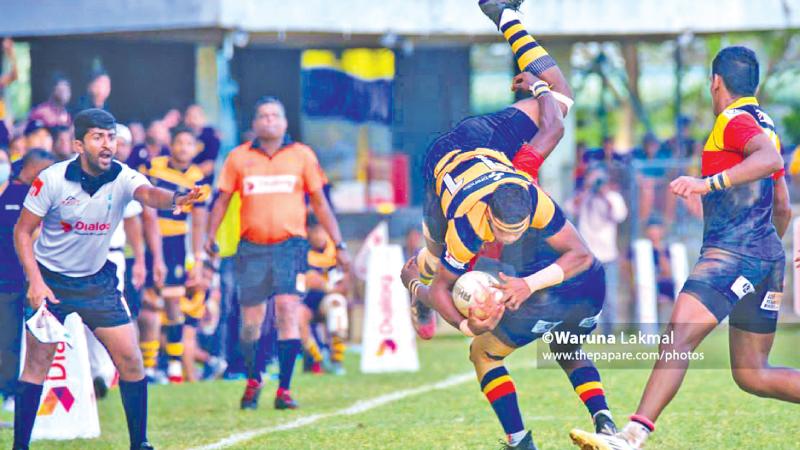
[2,326,800,449]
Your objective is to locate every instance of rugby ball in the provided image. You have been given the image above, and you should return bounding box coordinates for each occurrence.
[452,271,502,319]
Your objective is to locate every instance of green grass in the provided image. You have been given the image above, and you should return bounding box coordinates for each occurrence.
[3,327,800,449]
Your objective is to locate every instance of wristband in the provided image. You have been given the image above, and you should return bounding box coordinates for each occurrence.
[705,171,731,192]
[408,279,423,298]
[459,319,475,337]
[523,263,565,293]
[530,80,551,98]
[335,241,348,251]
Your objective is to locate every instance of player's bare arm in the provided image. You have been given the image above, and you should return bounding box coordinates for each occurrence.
[141,205,165,288]
[772,176,791,238]
[497,222,592,310]
[13,208,57,308]
[204,190,232,257]
[670,132,783,199]
[309,188,352,271]
[123,214,147,289]
[189,205,208,286]
[133,184,206,215]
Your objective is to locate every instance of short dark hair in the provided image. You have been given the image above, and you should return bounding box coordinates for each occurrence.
[253,96,285,119]
[73,108,116,141]
[170,125,195,142]
[489,184,533,226]
[89,69,109,83]
[712,46,759,97]
[22,148,56,168]
[51,73,70,89]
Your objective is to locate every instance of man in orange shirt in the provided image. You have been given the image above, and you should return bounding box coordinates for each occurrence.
[206,96,350,410]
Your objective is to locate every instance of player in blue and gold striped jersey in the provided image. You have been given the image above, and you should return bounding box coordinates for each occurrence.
[139,126,210,384]
[401,150,619,449]
[300,217,349,375]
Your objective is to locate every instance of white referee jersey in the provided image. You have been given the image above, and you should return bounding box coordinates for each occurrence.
[23,157,151,277]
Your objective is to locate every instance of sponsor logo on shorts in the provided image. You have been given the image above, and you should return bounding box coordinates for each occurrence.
[242,175,297,195]
[531,320,562,334]
[579,313,601,328]
[760,291,782,312]
[730,275,754,300]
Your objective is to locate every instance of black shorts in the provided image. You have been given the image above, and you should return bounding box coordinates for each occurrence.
[145,235,187,288]
[236,238,308,306]
[304,290,325,312]
[422,107,538,244]
[681,247,784,334]
[26,261,131,330]
[494,262,606,348]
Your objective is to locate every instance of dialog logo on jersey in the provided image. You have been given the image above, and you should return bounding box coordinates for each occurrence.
[60,220,111,235]
[37,386,75,416]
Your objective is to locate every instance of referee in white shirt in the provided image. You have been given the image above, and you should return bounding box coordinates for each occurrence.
[12,109,205,450]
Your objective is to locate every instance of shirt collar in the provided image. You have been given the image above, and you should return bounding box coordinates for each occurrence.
[65,156,122,195]
[726,96,759,111]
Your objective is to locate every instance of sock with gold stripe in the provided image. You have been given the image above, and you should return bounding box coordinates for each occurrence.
[499,9,556,76]
[480,366,525,441]
[140,340,160,372]
[331,335,346,363]
[569,366,609,418]
[304,339,324,364]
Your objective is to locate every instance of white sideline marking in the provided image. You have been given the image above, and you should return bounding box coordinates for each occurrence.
[190,372,475,450]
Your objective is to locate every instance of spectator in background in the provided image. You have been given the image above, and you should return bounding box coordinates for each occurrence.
[574,141,589,190]
[184,104,221,179]
[403,226,423,261]
[642,216,675,322]
[13,149,56,185]
[7,134,25,162]
[662,115,695,158]
[0,38,18,149]
[128,121,146,147]
[162,108,182,130]
[75,70,111,112]
[569,167,628,334]
[23,120,53,153]
[28,76,72,128]
[635,133,666,223]
[115,123,135,163]
[51,126,75,161]
[0,148,54,416]
[127,120,169,171]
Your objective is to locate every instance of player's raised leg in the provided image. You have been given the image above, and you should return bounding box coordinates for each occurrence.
[93,323,152,450]
[729,327,800,400]
[480,0,572,104]
[470,332,536,449]
[569,292,717,450]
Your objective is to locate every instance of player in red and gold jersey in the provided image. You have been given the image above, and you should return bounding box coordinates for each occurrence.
[570,46,800,450]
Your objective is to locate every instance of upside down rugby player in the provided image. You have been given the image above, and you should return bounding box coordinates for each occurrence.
[412,0,576,338]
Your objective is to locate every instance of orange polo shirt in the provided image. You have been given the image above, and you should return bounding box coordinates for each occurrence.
[217,140,325,244]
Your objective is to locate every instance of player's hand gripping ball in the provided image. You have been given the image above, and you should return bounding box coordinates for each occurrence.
[452,271,503,319]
